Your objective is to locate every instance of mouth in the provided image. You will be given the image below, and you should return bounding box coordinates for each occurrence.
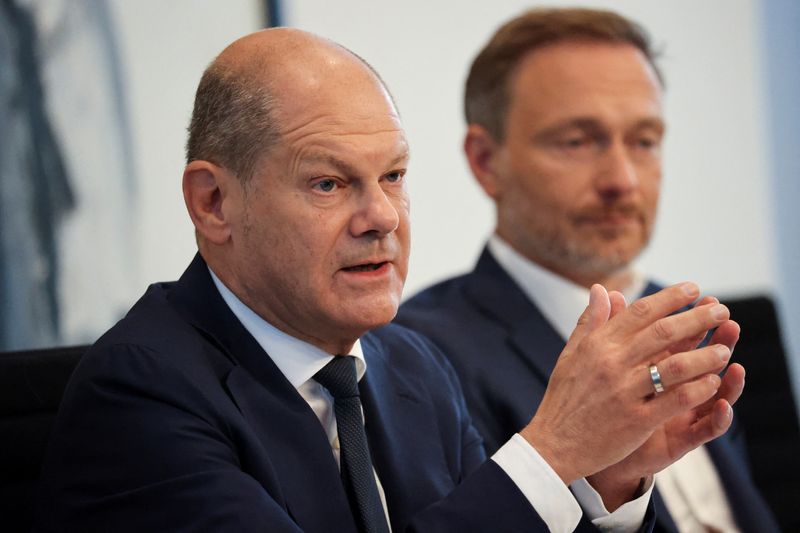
[586,214,637,225]
[576,206,642,227]
[341,261,390,273]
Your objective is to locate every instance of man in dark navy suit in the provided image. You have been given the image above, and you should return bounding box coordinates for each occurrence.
[397,7,779,533]
[37,27,744,532]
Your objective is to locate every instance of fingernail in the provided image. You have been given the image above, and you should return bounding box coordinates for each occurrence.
[681,282,699,297]
[715,344,731,362]
[711,304,728,320]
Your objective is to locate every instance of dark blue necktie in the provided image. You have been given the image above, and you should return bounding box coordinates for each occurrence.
[314,356,390,533]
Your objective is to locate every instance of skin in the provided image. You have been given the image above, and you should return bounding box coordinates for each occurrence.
[182,29,742,516]
[466,41,664,292]
[183,29,410,355]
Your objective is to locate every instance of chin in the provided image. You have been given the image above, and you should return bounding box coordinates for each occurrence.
[340,299,399,330]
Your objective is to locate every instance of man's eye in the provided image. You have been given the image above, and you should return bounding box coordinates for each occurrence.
[636,137,658,149]
[313,179,337,192]
[385,171,404,183]
[557,136,591,149]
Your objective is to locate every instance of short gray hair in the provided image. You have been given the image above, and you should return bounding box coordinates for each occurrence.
[185,62,280,184]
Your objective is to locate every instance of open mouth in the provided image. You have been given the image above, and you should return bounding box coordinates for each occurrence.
[342,262,387,272]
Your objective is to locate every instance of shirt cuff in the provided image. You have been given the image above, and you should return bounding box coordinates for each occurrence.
[491,434,582,533]
[571,476,654,532]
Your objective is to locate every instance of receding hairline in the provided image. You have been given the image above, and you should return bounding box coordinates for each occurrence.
[185,28,398,183]
[211,28,393,102]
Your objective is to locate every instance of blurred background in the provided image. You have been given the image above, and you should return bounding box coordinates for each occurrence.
[1,0,797,409]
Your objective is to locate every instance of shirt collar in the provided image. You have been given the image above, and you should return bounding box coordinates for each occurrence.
[487,235,646,341]
[208,267,366,388]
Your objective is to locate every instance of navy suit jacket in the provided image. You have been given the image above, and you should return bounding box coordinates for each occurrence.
[396,248,780,533]
[35,254,630,532]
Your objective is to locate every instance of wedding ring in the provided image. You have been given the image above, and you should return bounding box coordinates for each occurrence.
[649,364,665,394]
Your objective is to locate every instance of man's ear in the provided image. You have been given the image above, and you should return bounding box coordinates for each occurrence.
[463,124,503,199]
[182,160,237,245]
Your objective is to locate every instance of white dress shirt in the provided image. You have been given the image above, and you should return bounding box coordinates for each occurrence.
[209,268,651,532]
[488,235,740,533]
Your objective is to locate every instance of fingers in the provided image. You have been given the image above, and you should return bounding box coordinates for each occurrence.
[640,344,730,397]
[609,282,700,337]
[568,284,611,344]
[687,399,735,448]
[609,291,627,319]
[629,302,730,364]
[665,296,719,355]
[647,373,722,426]
[680,362,746,422]
[587,284,611,331]
[666,399,735,460]
[717,363,745,407]
[707,320,741,353]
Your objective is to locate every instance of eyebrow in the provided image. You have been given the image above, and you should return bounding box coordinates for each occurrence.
[302,149,410,176]
[537,116,665,138]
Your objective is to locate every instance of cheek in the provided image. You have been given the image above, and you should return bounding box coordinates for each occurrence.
[511,155,583,209]
[641,173,662,216]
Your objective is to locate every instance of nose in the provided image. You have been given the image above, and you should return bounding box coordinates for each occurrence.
[594,141,639,201]
[349,182,401,237]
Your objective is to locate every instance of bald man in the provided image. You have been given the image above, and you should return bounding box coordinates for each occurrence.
[36,29,741,532]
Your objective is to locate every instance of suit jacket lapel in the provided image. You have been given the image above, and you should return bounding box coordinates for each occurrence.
[358,332,456,532]
[463,249,566,384]
[169,254,358,533]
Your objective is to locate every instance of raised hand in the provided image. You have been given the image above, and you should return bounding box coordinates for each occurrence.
[520,282,733,487]
[587,298,744,509]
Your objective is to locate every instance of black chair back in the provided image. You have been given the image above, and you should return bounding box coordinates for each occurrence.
[723,295,800,532]
[0,345,88,532]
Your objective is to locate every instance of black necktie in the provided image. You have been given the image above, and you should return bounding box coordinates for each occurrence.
[314,356,390,533]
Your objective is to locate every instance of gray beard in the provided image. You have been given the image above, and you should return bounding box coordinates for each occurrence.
[526,229,647,280]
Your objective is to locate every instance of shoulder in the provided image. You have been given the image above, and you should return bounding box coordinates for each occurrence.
[362,323,464,394]
[396,272,478,331]
[71,281,234,403]
[402,272,473,311]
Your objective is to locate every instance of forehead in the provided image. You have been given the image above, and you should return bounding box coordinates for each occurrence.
[507,41,663,127]
[275,72,408,167]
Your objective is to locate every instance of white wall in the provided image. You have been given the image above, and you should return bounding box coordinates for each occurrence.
[109,0,263,287]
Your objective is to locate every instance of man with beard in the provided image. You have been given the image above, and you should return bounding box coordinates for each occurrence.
[35,26,748,532]
[396,8,779,533]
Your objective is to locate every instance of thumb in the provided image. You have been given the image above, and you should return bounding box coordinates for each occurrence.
[568,284,611,344]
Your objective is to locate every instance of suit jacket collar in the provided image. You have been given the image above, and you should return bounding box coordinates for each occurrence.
[463,248,566,383]
[463,248,662,380]
[168,254,359,533]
